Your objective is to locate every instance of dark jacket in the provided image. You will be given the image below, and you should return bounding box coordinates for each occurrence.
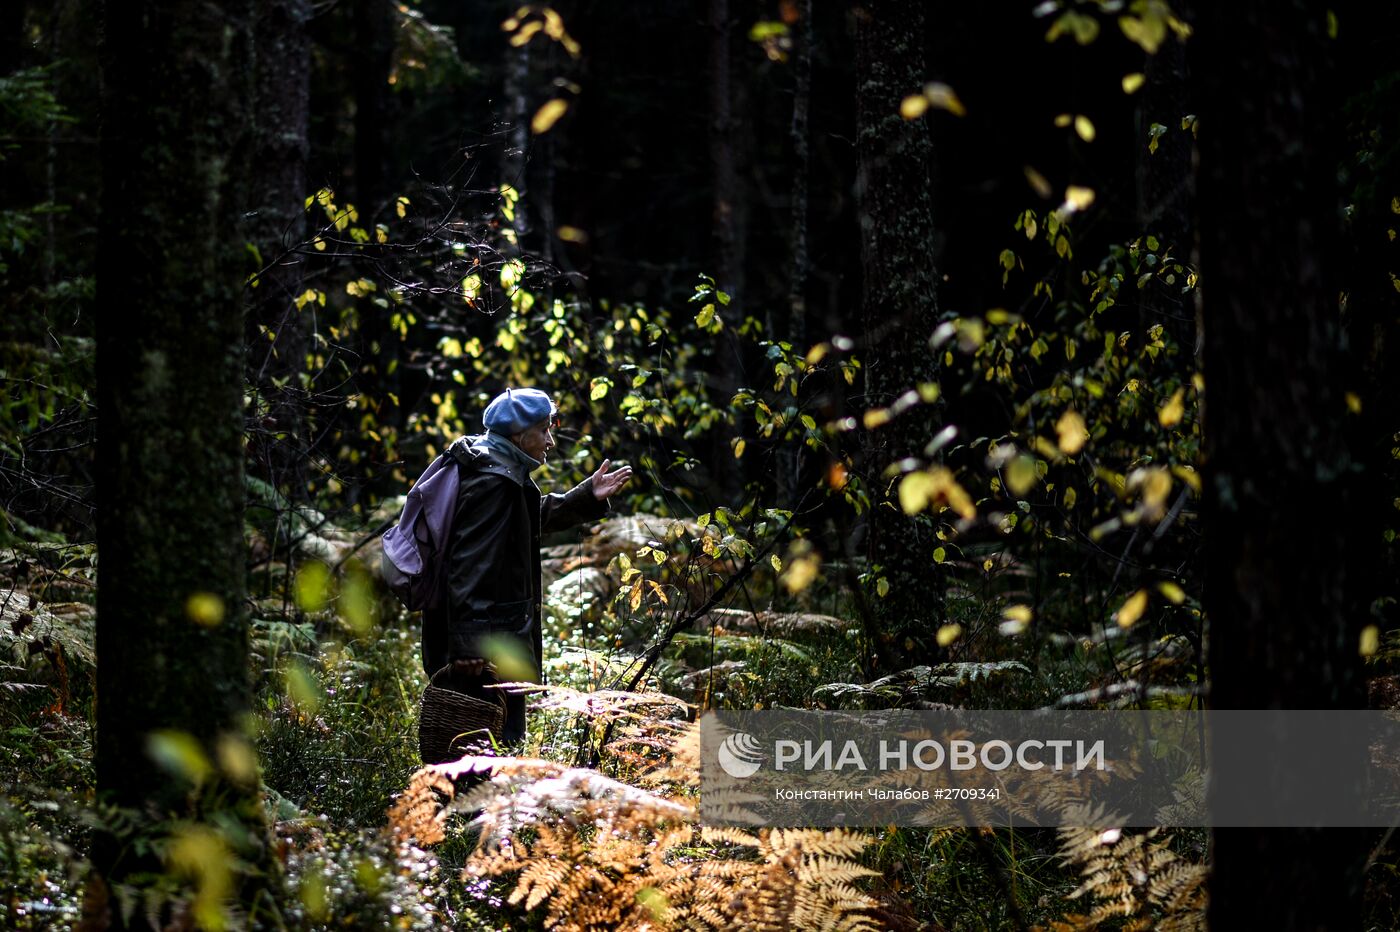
[420,436,608,682]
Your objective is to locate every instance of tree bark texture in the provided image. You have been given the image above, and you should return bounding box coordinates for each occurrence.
[853,0,944,671]
[1196,2,1366,927]
[250,0,312,503]
[95,0,271,921]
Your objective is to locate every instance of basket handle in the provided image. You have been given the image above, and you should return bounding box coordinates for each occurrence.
[430,660,500,688]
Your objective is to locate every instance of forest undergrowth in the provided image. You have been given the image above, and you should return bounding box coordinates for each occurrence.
[0,511,1237,931]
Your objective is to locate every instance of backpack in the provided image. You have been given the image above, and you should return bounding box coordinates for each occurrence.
[381,440,469,611]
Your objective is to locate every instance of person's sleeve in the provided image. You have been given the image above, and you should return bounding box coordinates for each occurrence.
[444,473,514,661]
[541,475,610,533]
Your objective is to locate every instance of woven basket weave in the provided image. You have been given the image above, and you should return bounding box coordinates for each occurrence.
[418,665,506,765]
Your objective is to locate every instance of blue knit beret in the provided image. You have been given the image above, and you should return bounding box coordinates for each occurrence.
[483,387,555,435]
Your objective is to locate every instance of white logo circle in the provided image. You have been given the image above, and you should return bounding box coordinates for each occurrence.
[717,732,763,778]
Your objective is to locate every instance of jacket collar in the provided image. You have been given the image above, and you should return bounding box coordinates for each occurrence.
[448,434,534,487]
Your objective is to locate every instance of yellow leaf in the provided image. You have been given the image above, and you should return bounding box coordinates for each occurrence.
[1158,388,1186,427]
[900,94,930,120]
[899,471,936,514]
[185,592,225,627]
[1122,72,1145,94]
[1171,464,1201,493]
[1007,454,1037,496]
[1063,486,1077,509]
[148,730,213,783]
[1074,114,1096,142]
[782,555,820,594]
[1063,185,1096,213]
[936,623,962,647]
[805,342,830,364]
[1054,113,1073,128]
[1056,409,1089,455]
[1003,604,1033,623]
[1158,581,1186,604]
[216,734,259,786]
[732,438,746,458]
[1132,466,1172,517]
[1361,624,1380,657]
[876,577,890,598]
[1115,589,1149,628]
[921,82,966,117]
[770,554,783,573]
[1345,392,1361,414]
[531,98,570,134]
[557,225,588,243]
[295,562,332,613]
[933,546,946,563]
[696,303,716,328]
[478,633,536,681]
[285,661,323,716]
[1119,14,1167,54]
[340,564,375,635]
[863,407,891,429]
[1024,166,1054,199]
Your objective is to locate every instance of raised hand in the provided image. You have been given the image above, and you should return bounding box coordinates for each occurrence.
[590,459,633,499]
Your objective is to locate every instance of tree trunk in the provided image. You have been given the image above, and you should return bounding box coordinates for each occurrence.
[1196,2,1366,927]
[774,0,814,507]
[853,0,943,672]
[352,0,395,212]
[709,0,744,308]
[786,0,813,348]
[1134,25,1195,354]
[95,0,273,923]
[250,0,312,511]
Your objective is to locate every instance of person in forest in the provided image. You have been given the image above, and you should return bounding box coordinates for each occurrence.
[421,387,632,747]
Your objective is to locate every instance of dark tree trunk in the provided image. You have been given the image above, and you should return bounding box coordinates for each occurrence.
[352,0,395,212]
[1135,27,1195,353]
[774,0,814,507]
[351,0,401,435]
[853,0,943,672]
[709,0,744,308]
[1197,2,1367,927]
[94,0,273,923]
[787,0,813,346]
[250,0,312,509]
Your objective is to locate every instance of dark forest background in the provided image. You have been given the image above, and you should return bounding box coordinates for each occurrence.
[4,1,1400,929]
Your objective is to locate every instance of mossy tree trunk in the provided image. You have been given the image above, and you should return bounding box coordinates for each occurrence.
[853,0,944,672]
[1197,2,1366,926]
[94,0,273,923]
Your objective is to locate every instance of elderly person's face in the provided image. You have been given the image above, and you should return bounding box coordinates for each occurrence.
[512,417,555,461]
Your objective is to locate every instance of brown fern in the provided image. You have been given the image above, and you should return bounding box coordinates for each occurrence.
[1037,823,1207,931]
[387,685,890,931]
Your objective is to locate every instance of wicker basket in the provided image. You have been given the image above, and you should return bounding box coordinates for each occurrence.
[418,664,507,765]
